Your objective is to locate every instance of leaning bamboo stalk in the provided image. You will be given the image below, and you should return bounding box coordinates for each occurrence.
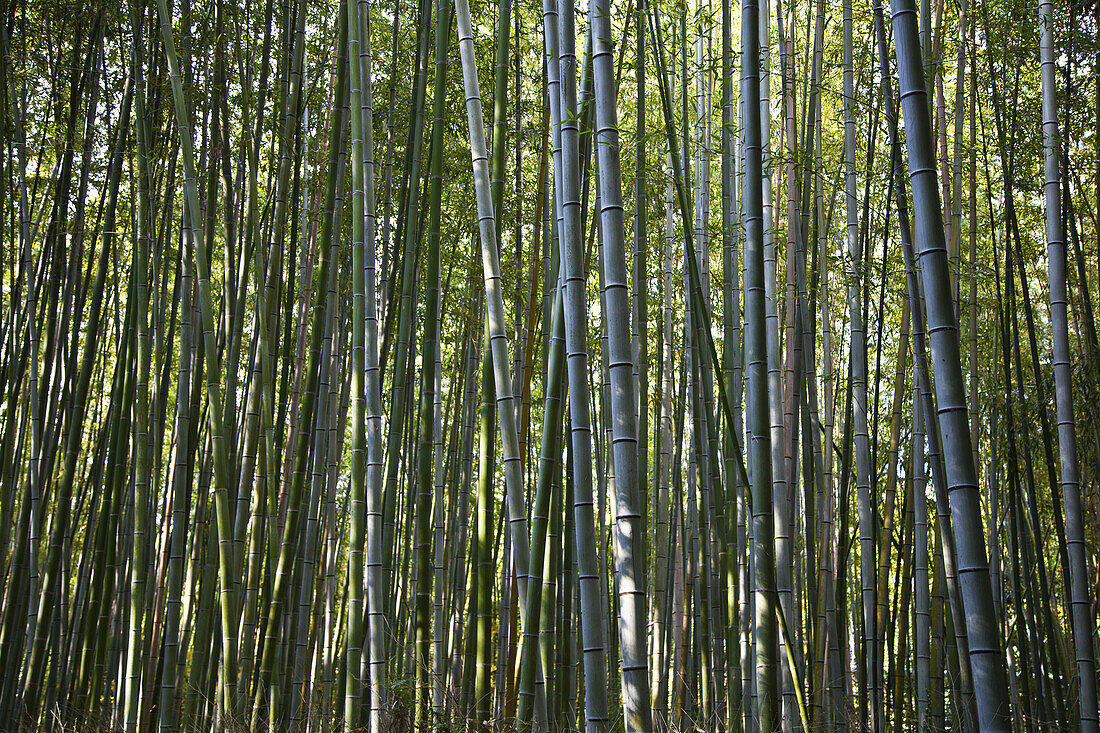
[842,2,881,728]
[413,0,450,722]
[720,0,744,722]
[551,0,612,725]
[345,0,369,723]
[589,0,653,726]
[452,0,549,724]
[872,2,982,726]
[356,2,388,724]
[253,8,350,723]
[1038,0,1098,726]
[890,1,1011,729]
[152,0,242,714]
[742,0,778,726]
[125,6,153,725]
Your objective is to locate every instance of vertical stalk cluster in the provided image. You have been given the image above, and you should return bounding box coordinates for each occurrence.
[0,0,1097,731]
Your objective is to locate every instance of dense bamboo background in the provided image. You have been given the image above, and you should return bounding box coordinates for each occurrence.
[1,0,1098,730]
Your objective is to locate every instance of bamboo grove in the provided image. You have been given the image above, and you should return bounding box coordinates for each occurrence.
[1,0,1099,728]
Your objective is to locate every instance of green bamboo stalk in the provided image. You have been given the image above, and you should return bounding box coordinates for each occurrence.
[414,0,451,722]
[452,0,548,725]
[152,0,242,714]
[742,0,778,727]
[552,0,611,725]
[345,0,369,723]
[890,1,1011,728]
[588,0,652,726]
[1039,0,1098,726]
